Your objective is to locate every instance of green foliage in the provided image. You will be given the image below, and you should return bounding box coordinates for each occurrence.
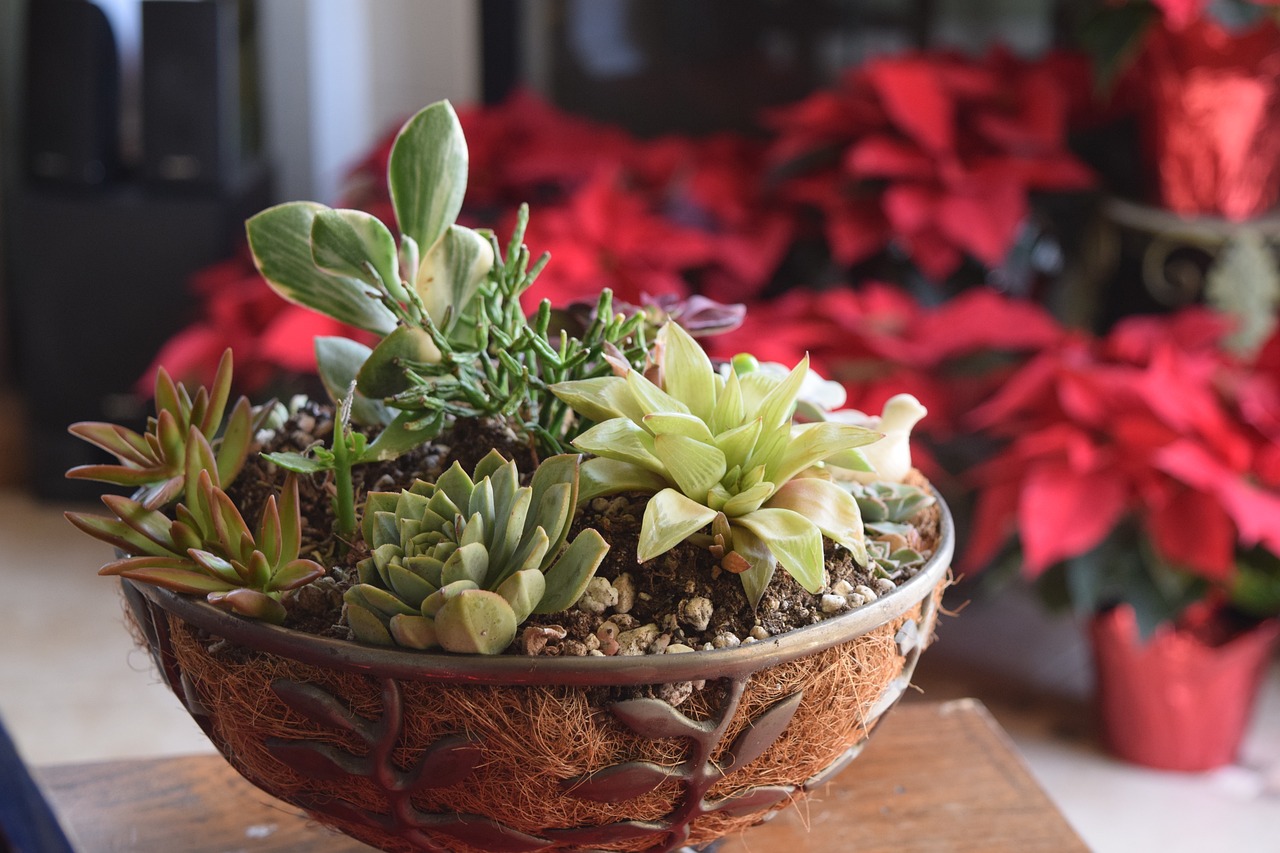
[552,322,882,607]
[386,208,650,456]
[846,481,935,578]
[344,450,609,654]
[263,384,429,547]
[1036,525,1208,639]
[245,99,648,458]
[66,438,325,624]
[66,349,255,509]
[1231,547,1280,619]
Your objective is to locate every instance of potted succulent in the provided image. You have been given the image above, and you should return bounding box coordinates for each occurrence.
[965,307,1280,771]
[64,101,953,853]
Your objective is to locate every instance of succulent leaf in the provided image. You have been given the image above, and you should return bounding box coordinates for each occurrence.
[344,453,608,653]
[70,472,325,622]
[66,350,253,510]
[554,321,883,601]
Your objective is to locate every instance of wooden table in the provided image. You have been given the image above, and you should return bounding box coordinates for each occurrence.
[33,699,1085,852]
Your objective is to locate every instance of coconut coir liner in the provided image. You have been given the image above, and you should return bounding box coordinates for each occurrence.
[163,585,940,853]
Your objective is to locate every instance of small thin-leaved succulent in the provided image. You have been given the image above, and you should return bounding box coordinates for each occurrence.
[66,349,254,509]
[344,450,609,654]
[66,435,325,624]
[552,322,883,607]
[847,481,935,578]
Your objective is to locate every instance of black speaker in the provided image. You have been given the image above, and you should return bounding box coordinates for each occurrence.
[23,0,121,187]
[141,0,248,190]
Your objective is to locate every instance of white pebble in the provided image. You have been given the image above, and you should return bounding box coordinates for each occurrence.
[855,584,878,602]
[617,623,660,656]
[679,596,714,632]
[831,579,854,597]
[613,573,636,614]
[847,592,867,607]
[664,643,696,654]
[874,577,896,595]
[577,577,619,614]
[749,625,770,640]
[711,632,741,649]
[820,594,848,614]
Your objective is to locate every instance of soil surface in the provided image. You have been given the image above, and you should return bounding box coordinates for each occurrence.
[230,410,940,659]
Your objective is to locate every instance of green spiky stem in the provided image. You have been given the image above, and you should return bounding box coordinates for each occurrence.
[332,388,358,549]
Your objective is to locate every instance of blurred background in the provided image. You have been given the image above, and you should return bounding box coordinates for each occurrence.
[2,2,1280,851]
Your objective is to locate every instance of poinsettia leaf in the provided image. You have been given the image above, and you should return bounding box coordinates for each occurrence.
[866,56,954,152]
[1018,459,1127,577]
[638,488,718,562]
[247,201,397,335]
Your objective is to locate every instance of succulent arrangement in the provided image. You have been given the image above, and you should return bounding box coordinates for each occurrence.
[65,100,938,657]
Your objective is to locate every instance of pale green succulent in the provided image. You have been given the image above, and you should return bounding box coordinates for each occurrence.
[344,451,609,654]
[551,322,883,607]
[846,481,935,578]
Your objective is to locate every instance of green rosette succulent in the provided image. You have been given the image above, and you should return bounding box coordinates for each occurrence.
[344,450,609,654]
[65,434,326,624]
[847,481,936,578]
[66,349,255,509]
[551,322,883,607]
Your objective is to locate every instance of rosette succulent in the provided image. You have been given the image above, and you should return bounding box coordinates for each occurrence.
[551,322,883,606]
[66,349,254,509]
[65,434,325,624]
[847,481,936,578]
[344,450,609,654]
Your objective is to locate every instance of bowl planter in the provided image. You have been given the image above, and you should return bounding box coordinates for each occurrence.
[119,498,952,853]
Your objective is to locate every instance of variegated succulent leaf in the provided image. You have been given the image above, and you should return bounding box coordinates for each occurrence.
[65,349,256,509]
[552,322,880,606]
[344,451,609,653]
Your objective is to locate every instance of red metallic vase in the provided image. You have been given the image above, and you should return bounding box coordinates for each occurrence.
[1089,604,1280,772]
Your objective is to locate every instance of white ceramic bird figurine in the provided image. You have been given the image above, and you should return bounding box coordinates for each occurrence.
[829,393,928,484]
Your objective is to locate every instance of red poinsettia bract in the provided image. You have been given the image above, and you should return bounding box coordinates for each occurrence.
[707,282,1063,441]
[765,50,1095,280]
[965,309,1280,584]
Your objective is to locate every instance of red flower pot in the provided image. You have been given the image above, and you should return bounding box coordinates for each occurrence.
[1133,19,1280,220]
[1089,604,1280,771]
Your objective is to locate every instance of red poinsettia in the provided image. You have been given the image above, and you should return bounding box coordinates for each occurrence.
[965,309,1280,590]
[707,282,1063,441]
[135,251,369,395]
[765,49,1095,280]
